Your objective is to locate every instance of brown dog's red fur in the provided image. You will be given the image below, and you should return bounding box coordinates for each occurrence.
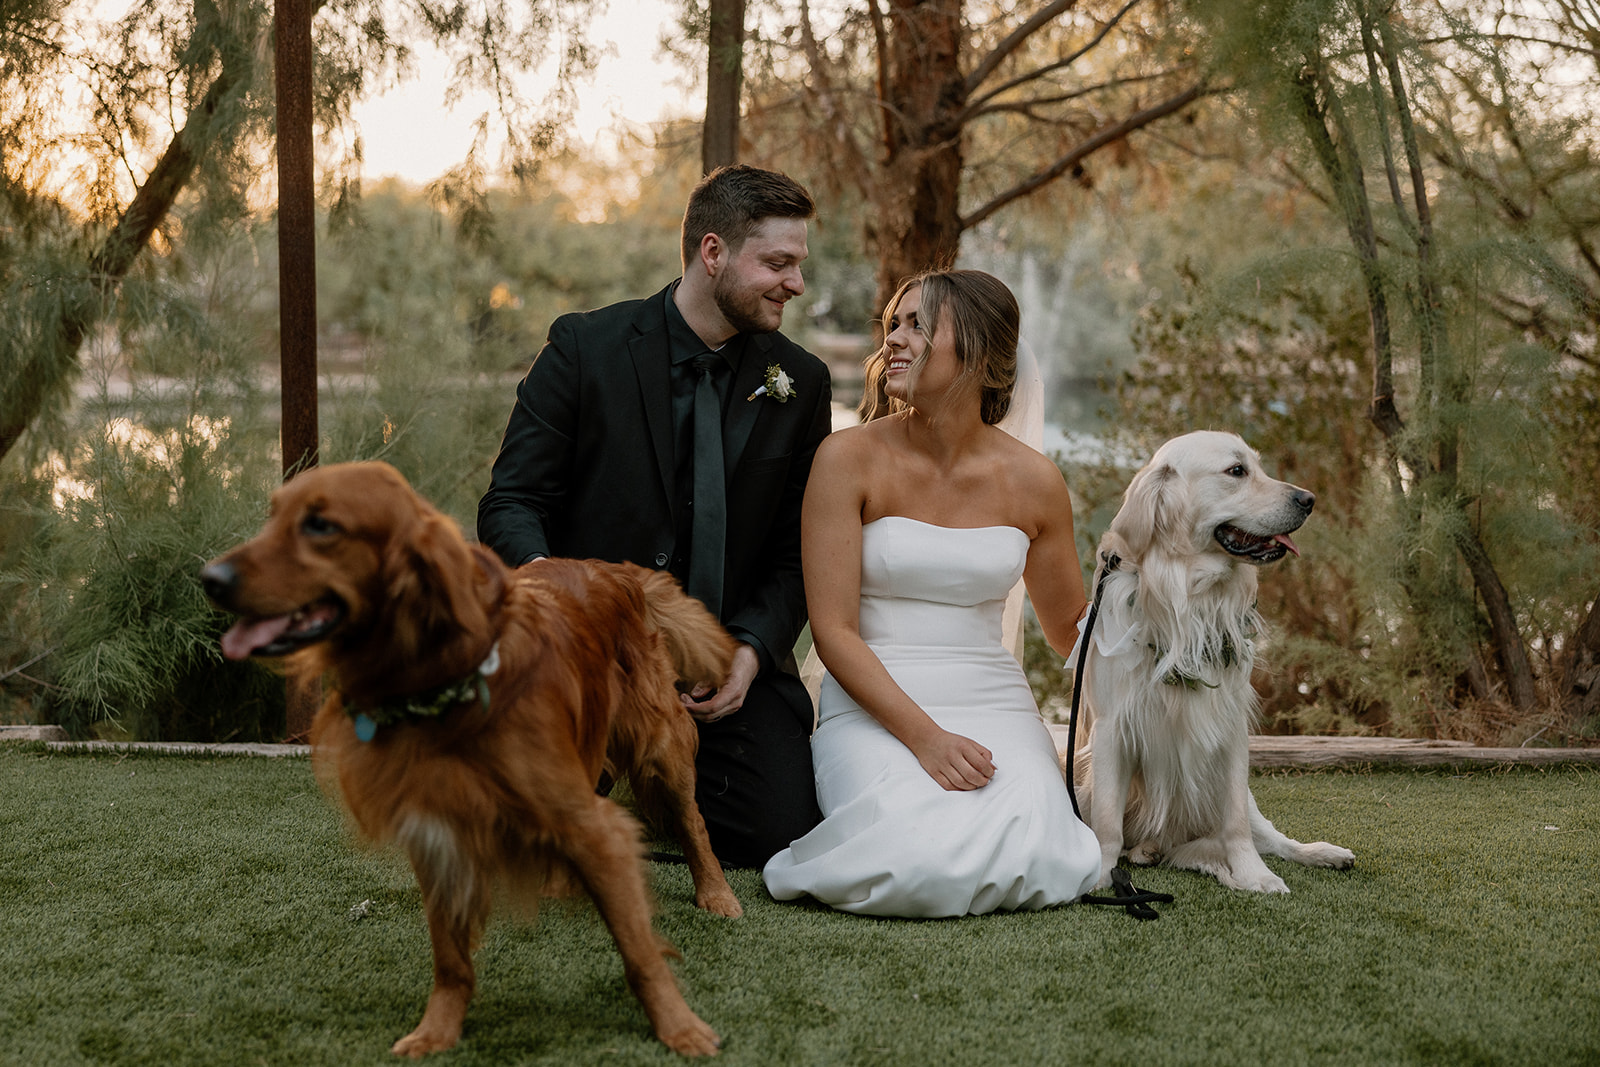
[203,461,737,1057]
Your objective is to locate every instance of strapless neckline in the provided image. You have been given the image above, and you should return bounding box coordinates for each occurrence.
[863,514,1027,537]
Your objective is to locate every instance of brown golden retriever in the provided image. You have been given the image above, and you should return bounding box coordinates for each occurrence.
[201,461,738,1057]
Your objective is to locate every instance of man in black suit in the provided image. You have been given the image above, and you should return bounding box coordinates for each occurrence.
[477,165,830,867]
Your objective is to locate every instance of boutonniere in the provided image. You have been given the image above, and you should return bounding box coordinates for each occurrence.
[747,363,795,403]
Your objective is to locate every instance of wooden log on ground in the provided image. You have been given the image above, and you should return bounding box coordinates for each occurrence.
[0,725,68,742]
[40,740,310,757]
[1248,735,1600,768]
[1046,725,1600,768]
[17,731,1598,767]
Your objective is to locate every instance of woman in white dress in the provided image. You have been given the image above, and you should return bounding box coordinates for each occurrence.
[762,269,1101,917]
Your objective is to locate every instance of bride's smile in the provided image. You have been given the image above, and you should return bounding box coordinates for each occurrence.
[882,284,960,403]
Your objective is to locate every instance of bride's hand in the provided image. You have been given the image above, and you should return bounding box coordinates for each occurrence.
[914,730,995,791]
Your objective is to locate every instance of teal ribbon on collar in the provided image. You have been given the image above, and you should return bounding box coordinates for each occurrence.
[347,642,501,742]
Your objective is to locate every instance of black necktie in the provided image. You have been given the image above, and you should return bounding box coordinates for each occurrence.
[689,353,726,616]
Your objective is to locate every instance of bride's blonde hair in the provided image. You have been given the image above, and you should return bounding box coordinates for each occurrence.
[857,269,1019,425]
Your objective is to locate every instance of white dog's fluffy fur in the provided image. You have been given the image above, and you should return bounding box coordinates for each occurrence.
[1071,431,1354,894]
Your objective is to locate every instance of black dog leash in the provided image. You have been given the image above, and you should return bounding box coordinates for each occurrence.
[1066,551,1175,920]
[1080,866,1174,920]
[1065,551,1119,821]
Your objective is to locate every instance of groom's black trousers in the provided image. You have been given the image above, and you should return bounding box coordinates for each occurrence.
[692,670,821,869]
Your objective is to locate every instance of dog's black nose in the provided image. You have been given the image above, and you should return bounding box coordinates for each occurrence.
[200,560,238,606]
[1291,489,1316,514]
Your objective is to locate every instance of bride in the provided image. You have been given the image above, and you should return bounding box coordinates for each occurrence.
[762,269,1100,917]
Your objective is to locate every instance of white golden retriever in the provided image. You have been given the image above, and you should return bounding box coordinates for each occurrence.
[1071,431,1354,894]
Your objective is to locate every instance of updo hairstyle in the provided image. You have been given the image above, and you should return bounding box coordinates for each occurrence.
[857,269,1019,426]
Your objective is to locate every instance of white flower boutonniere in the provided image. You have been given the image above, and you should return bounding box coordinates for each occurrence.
[747,363,796,403]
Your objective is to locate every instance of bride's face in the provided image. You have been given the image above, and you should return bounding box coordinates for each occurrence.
[883,285,960,406]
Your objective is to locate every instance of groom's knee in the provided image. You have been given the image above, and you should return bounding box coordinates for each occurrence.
[693,677,820,867]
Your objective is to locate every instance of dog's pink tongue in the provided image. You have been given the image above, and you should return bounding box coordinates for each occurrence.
[1273,533,1301,557]
[220,616,292,660]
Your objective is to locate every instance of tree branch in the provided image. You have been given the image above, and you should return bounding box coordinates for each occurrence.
[965,0,1143,112]
[865,0,892,159]
[796,0,872,191]
[963,69,1182,122]
[0,34,252,465]
[963,0,1084,98]
[959,80,1206,231]
[1453,521,1541,712]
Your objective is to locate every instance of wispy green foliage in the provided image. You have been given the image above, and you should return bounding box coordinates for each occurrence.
[1083,0,1600,738]
[315,165,689,522]
[0,0,606,465]
[0,155,704,739]
[30,418,285,740]
[16,240,289,739]
[1106,210,1599,740]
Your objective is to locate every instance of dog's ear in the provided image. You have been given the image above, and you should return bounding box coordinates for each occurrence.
[383,511,492,655]
[1095,528,1135,575]
[469,543,508,614]
[1110,462,1185,562]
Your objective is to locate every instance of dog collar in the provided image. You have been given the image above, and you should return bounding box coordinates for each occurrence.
[1153,632,1240,689]
[1094,553,1256,688]
[346,641,501,742]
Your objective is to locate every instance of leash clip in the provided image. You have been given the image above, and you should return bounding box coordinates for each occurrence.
[1080,865,1176,921]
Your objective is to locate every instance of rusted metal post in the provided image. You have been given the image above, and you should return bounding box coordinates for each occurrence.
[276,0,320,739]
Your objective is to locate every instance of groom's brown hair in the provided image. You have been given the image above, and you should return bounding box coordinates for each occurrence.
[680,165,816,268]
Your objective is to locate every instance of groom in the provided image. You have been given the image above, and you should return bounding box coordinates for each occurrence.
[476,164,831,867]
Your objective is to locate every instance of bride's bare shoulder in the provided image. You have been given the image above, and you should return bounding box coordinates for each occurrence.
[819,419,899,460]
[986,426,1063,479]
[813,423,872,479]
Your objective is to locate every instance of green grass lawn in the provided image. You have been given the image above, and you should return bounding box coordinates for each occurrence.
[2,745,1596,1067]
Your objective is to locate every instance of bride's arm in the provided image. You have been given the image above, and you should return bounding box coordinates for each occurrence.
[803,432,995,791]
[1021,460,1089,656]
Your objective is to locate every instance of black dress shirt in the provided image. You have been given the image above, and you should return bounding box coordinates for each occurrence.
[663,283,745,589]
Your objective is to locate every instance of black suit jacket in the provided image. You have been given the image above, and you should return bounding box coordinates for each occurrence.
[477,283,832,673]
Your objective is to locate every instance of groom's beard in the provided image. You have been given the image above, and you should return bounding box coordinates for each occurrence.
[713,271,784,335]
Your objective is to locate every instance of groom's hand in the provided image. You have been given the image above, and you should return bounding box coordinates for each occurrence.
[681,644,760,723]
[915,730,996,791]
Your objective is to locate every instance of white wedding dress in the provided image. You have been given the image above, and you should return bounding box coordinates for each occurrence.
[763,516,1100,918]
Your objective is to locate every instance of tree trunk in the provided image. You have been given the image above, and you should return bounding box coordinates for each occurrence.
[1451,524,1539,710]
[1560,595,1600,730]
[1292,35,1539,715]
[702,0,746,174]
[0,41,250,466]
[1366,6,1538,712]
[871,0,966,314]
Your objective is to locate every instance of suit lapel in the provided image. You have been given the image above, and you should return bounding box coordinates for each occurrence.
[724,333,772,479]
[628,293,676,506]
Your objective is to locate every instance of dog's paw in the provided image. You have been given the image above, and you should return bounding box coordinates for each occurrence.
[1304,842,1355,869]
[1235,870,1290,894]
[1127,840,1162,866]
[391,1027,459,1059]
[658,1015,722,1057]
[696,886,743,918]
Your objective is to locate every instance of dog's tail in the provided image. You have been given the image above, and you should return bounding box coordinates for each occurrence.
[635,568,737,689]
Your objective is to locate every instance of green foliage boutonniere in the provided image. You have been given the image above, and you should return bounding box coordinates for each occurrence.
[747,363,795,403]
